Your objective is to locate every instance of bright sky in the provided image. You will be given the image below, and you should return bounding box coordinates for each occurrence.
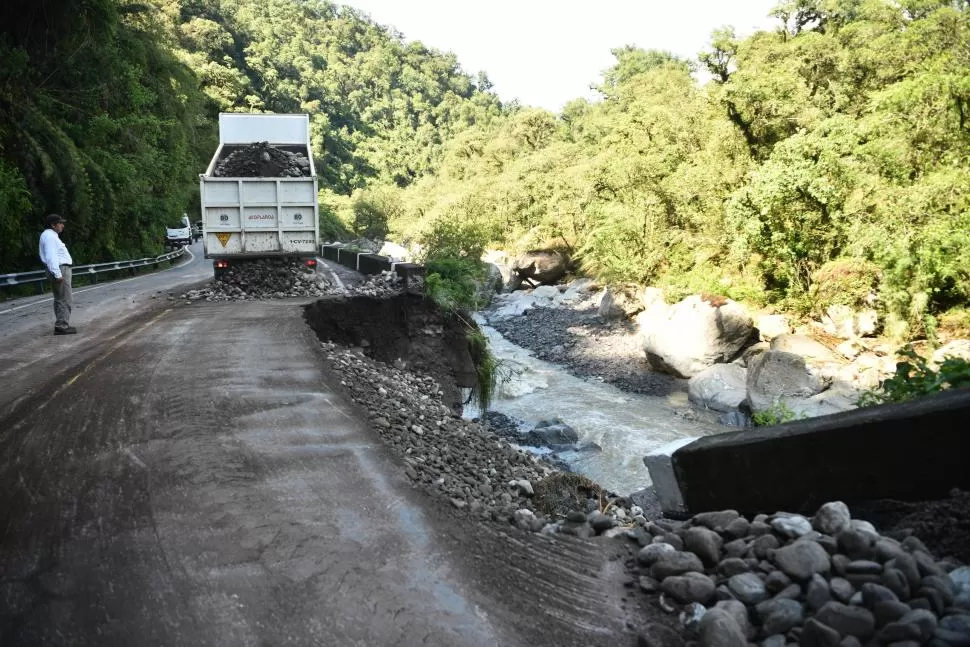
[341,0,781,112]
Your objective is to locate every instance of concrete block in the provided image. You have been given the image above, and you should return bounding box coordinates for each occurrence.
[643,437,701,519]
[357,253,392,275]
[671,388,970,517]
[321,245,339,261]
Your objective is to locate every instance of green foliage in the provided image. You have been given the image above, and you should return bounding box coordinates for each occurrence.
[0,0,215,270]
[752,402,806,426]
[808,259,880,313]
[466,327,498,414]
[417,217,494,264]
[858,346,970,406]
[423,258,486,312]
[388,5,969,341]
[938,308,970,340]
[349,187,402,239]
[318,200,352,242]
[0,160,32,268]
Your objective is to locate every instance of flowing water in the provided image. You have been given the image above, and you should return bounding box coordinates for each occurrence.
[465,317,725,497]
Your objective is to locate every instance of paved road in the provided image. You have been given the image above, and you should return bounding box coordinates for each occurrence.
[0,248,648,646]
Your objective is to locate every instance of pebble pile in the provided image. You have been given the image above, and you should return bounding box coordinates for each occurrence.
[213,141,311,177]
[634,503,970,647]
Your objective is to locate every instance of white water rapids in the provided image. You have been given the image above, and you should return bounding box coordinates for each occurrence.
[465,317,725,497]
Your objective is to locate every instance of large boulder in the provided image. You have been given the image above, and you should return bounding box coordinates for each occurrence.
[771,334,838,364]
[481,249,513,286]
[508,250,569,291]
[637,294,755,378]
[473,263,505,306]
[821,304,879,339]
[688,364,748,413]
[756,314,792,341]
[746,350,826,415]
[558,278,597,305]
[377,240,413,262]
[933,339,970,365]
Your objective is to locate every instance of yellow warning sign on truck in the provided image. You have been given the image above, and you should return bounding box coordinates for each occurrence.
[216,233,232,247]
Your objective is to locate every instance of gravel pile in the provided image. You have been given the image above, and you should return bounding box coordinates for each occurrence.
[181,261,408,301]
[635,502,970,647]
[213,142,311,178]
[485,299,684,397]
[317,340,653,535]
[182,259,334,301]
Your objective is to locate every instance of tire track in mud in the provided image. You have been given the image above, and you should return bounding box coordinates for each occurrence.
[420,499,655,647]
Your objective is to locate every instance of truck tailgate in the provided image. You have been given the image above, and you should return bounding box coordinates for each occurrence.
[201,176,318,257]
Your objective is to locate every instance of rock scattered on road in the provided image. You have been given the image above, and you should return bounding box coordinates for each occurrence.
[180,259,405,301]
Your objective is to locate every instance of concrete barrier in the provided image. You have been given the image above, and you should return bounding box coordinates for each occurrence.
[319,246,426,287]
[649,388,970,518]
[336,248,359,270]
[357,253,393,275]
[321,245,339,262]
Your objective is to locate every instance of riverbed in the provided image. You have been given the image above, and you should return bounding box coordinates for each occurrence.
[464,316,724,496]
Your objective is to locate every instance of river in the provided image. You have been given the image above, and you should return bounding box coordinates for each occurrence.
[464,316,725,497]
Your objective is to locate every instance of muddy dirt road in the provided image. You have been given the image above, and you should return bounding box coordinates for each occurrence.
[0,254,648,646]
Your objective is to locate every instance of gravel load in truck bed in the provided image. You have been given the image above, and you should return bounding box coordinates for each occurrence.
[212,141,311,178]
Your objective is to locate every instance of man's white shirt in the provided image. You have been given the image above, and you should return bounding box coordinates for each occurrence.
[39,229,73,279]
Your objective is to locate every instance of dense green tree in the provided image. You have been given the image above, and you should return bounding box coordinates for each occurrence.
[0,0,214,270]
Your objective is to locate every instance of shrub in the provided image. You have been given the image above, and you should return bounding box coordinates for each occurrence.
[937,309,970,341]
[423,257,486,312]
[466,328,498,414]
[349,187,401,239]
[419,217,492,264]
[857,345,970,406]
[751,402,805,427]
[809,259,880,313]
[318,203,351,242]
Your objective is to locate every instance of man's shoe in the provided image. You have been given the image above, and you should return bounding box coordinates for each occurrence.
[54,327,77,335]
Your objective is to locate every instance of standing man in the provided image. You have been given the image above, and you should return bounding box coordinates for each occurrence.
[39,213,76,335]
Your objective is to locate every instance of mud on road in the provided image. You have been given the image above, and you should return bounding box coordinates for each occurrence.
[0,293,659,646]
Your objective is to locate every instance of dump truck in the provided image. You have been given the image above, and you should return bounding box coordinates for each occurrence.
[200,113,320,278]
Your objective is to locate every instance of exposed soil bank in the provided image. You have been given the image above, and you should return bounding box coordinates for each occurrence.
[304,294,478,413]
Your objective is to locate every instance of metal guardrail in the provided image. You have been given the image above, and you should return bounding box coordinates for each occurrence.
[0,246,187,289]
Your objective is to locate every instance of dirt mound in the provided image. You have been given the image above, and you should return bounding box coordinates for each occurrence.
[213,142,311,177]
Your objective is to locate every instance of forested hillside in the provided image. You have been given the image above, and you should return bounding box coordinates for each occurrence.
[382,1,970,341]
[0,0,501,270]
[1,0,968,341]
